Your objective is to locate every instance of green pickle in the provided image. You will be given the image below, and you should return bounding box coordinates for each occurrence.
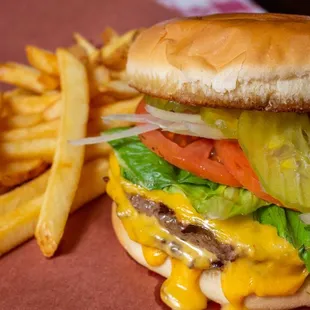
[144,95,200,113]
[200,108,241,138]
[239,111,310,212]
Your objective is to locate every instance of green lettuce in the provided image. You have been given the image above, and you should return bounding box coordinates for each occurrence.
[108,129,310,270]
[254,206,310,271]
[108,133,270,220]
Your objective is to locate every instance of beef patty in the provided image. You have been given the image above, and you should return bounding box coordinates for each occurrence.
[128,194,236,265]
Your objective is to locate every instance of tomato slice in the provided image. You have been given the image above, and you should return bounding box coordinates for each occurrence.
[214,140,280,204]
[136,101,241,187]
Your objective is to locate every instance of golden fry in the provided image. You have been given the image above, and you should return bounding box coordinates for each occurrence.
[35,49,89,257]
[92,65,110,88]
[99,80,139,99]
[26,45,59,76]
[109,69,127,80]
[102,27,119,45]
[0,159,48,187]
[0,114,43,129]
[0,138,56,162]
[67,44,89,66]
[90,93,116,106]
[42,101,61,121]
[0,119,59,141]
[6,91,60,115]
[0,63,59,93]
[101,29,140,70]
[0,158,108,256]
[73,33,99,64]
[0,169,50,216]
[85,142,111,161]
[89,95,143,120]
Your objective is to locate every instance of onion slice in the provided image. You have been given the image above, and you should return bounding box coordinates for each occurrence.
[69,124,159,146]
[184,123,225,139]
[102,114,171,127]
[299,213,310,225]
[145,104,204,124]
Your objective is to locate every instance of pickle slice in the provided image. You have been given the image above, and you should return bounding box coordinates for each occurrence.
[238,111,310,212]
[200,108,241,139]
[144,95,200,113]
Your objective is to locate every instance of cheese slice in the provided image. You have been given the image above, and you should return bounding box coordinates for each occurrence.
[107,153,308,310]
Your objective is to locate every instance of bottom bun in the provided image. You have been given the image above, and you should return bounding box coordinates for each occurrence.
[111,203,310,309]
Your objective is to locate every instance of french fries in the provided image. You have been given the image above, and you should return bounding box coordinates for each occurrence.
[0,170,50,216]
[0,63,59,93]
[35,49,89,257]
[6,91,60,115]
[0,138,56,161]
[0,26,142,257]
[0,159,48,188]
[0,114,43,129]
[0,158,109,256]
[89,95,143,121]
[73,33,99,64]
[101,29,141,70]
[0,119,59,141]
[26,46,59,76]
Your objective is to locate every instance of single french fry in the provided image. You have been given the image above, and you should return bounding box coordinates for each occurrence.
[26,45,59,76]
[0,137,109,163]
[101,27,119,45]
[85,142,111,161]
[0,119,59,141]
[89,95,143,120]
[67,44,89,66]
[92,65,110,89]
[6,91,60,115]
[0,114,43,129]
[101,29,140,69]
[109,69,127,81]
[73,33,99,64]
[0,138,56,162]
[43,101,61,121]
[88,64,110,98]
[35,49,89,257]
[99,80,139,99]
[90,93,116,106]
[0,158,109,256]
[0,63,59,93]
[0,159,48,187]
[0,169,50,216]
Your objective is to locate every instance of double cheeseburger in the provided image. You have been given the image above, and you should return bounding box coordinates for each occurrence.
[78,13,310,310]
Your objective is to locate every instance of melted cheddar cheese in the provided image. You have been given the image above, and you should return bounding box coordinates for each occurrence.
[142,246,167,267]
[107,153,308,310]
[161,258,206,310]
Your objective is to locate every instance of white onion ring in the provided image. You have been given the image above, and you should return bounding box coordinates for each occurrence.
[145,104,204,124]
[69,124,159,146]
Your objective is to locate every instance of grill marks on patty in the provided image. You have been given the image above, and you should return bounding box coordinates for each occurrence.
[128,194,236,265]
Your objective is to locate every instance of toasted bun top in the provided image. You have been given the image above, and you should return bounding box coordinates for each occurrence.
[127,13,310,112]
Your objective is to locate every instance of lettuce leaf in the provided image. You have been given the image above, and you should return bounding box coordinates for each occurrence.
[108,133,270,219]
[254,206,310,271]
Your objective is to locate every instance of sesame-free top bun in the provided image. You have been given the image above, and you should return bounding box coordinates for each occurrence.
[111,203,310,309]
[127,13,310,112]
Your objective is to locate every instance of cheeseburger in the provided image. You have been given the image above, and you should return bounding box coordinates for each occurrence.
[75,13,310,310]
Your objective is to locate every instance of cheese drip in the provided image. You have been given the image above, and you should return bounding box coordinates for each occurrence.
[107,153,308,310]
[142,245,167,267]
[161,258,207,310]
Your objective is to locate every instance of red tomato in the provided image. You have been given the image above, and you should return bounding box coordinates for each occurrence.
[214,140,280,205]
[136,101,241,187]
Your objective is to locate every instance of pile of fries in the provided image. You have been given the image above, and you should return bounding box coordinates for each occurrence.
[0,28,143,257]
